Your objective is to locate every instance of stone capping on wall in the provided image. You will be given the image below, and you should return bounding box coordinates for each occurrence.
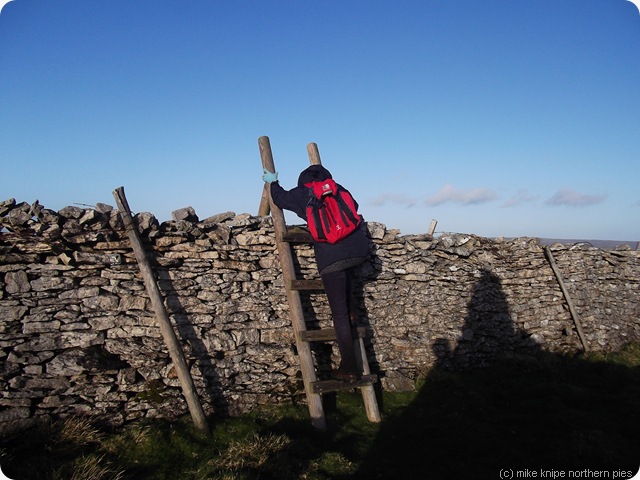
[1,198,639,434]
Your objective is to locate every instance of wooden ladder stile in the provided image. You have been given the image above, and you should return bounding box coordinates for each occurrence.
[258,136,381,430]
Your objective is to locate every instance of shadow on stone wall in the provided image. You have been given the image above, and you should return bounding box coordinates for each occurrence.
[175,313,230,416]
[353,268,640,478]
[433,269,540,370]
[161,283,229,416]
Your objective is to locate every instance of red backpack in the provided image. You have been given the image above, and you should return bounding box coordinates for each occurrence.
[305,178,361,244]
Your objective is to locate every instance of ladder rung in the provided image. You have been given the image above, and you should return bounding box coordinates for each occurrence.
[300,329,336,342]
[311,374,378,394]
[281,227,313,243]
[299,327,369,342]
[290,279,324,290]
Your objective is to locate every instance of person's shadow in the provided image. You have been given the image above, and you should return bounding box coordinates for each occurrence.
[433,269,539,370]
[355,268,640,479]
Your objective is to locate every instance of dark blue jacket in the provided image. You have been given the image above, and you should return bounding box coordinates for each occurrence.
[270,164,370,274]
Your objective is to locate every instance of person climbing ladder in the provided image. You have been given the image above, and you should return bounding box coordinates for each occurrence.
[262,163,370,381]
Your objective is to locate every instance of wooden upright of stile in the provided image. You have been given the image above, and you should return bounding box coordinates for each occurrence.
[258,136,380,430]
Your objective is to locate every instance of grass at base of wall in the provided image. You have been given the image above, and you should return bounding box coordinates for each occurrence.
[2,343,640,480]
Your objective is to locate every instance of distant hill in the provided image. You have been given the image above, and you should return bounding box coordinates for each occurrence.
[536,238,638,250]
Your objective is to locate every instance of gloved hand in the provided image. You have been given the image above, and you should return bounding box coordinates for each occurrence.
[262,168,278,184]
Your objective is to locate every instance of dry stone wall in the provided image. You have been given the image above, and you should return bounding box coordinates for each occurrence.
[1,198,639,434]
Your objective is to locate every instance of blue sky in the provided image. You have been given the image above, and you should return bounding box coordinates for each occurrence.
[1,0,639,240]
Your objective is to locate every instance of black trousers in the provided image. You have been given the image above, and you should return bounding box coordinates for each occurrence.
[321,268,359,374]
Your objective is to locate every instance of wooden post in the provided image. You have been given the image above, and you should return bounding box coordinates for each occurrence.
[544,246,590,354]
[112,187,210,434]
[307,142,322,165]
[355,336,381,422]
[257,138,277,216]
[427,219,438,237]
[258,137,327,430]
[258,185,271,217]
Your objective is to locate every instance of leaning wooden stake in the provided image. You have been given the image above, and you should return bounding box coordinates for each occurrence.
[112,187,210,434]
[544,246,590,354]
[258,137,327,430]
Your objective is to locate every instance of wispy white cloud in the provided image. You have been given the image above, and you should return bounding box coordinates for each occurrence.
[370,193,419,208]
[502,189,538,207]
[426,184,498,206]
[544,188,607,207]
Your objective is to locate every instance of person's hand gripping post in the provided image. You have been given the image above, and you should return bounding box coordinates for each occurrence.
[262,168,278,184]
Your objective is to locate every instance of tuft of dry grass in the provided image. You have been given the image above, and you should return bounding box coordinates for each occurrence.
[102,423,152,456]
[54,454,124,480]
[208,432,291,471]
[56,417,106,447]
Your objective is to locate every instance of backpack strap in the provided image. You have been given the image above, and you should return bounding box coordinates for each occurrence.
[334,187,360,226]
[307,190,328,242]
